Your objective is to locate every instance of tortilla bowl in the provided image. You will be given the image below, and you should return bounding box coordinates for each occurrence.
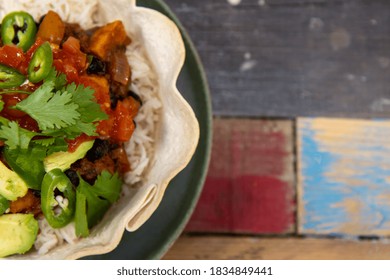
[3,0,199,259]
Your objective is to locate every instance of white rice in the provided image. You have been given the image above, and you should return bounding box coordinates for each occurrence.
[0,0,161,255]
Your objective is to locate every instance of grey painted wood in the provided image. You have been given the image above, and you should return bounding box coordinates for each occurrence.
[163,0,390,118]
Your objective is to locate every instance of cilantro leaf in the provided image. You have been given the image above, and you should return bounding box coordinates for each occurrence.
[45,67,68,90]
[62,122,98,139]
[32,137,56,147]
[43,122,98,139]
[47,83,108,138]
[75,171,122,237]
[32,137,68,154]
[10,67,107,140]
[66,83,108,122]
[0,121,37,149]
[93,171,122,203]
[15,87,80,130]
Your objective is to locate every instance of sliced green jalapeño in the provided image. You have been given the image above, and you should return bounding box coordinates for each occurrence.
[28,42,53,83]
[0,64,26,89]
[41,169,76,228]
[1,11,37,52]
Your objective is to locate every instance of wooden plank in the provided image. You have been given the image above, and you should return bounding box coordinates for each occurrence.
[163,235,390,260]
[185,118,295,234]
[297,117,390,236]
[164,0,390,118]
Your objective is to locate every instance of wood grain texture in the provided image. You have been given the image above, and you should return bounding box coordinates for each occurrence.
[164,0,390,118]
[163,235,390,260]
[298,118,390,236]
[185,118,295,234]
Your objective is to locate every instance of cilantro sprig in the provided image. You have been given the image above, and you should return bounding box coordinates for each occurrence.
[75,171,122,237]
[0,68,107,150]
[14,68,107,137]
[15,81,81,130]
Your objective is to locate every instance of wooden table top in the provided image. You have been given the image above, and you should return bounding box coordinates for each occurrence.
[161,0,390,260]
[164,0,390,119]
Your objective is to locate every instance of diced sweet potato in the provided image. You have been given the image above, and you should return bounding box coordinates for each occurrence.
[89,21,130,60]
[37,11,65,45]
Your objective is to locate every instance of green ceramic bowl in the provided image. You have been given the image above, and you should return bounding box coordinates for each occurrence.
[86,0,212,260]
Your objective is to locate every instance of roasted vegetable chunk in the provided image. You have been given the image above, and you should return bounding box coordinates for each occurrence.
[89,21,130,60]
[37,10,65,45]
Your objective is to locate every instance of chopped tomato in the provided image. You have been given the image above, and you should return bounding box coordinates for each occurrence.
[0,94,39,131]
[18,115,39,132]
[62,37,87,69]
[0,45,26,70]
[53,59,79,83]
[96,117,114,138]
[51,37,87,83]
[96,99,137,142]
[111,100,135,142]
[121,96,140,119]
[54,37,86,72]
[1,94,28,118]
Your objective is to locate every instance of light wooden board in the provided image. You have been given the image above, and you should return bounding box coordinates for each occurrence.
[298,117,390,236]
[185,118,295,234]
[163,235,390,260]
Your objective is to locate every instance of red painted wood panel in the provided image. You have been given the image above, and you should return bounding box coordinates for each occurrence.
[186,118,295,234]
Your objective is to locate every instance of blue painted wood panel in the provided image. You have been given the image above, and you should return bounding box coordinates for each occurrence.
[298,118,390,236]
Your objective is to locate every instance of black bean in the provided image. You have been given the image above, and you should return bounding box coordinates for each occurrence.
[85,139,111,162]
[87,55,106,75]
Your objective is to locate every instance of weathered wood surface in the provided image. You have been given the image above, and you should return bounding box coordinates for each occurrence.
[164,0,390,118]
[163,235,390,260]
[298,118,390,236]
[185,118,295,234]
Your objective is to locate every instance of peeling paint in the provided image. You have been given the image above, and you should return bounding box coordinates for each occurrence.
[298,118,390,236]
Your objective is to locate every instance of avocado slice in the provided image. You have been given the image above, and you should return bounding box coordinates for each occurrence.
[0,214,38,257]
[0,159,28,201]
[44,140,95,172]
